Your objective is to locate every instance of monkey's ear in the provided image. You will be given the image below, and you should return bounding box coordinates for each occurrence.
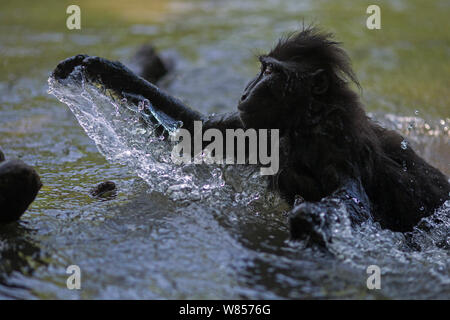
[311,69,329,95]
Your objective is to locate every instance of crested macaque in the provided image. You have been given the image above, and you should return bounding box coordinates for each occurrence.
[52,26,450,241]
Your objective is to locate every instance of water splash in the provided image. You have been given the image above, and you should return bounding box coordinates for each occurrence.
[47,68,276,209]
[400,140,408,150]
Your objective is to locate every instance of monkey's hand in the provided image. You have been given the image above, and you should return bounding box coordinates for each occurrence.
[289,201,334,246]
[288,178,372,247]
[52,55,204,133]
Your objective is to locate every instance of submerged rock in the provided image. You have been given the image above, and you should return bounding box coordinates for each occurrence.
[90,181,117,199]
[0,159,42,224]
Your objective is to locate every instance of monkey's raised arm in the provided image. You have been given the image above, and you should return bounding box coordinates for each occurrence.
[52,55,243,133]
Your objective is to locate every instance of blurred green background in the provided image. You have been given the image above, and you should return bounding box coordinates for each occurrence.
[1,0,449,116]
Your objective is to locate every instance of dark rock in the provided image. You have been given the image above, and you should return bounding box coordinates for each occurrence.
[90,181,117,199]
[0,159,42,224]
[132,44,172,83]
[0,149,4,163]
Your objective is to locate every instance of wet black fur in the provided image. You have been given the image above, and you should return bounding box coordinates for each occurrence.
[238,27,449,231]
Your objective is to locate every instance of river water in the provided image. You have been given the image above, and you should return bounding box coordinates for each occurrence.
[0,0,449,299]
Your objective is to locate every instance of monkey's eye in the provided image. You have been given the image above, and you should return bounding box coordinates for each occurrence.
[263,65,273,75]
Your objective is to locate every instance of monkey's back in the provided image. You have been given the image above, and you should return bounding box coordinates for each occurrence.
[368,125,450,231]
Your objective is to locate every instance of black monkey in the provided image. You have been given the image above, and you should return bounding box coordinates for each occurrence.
[52,27,449,241]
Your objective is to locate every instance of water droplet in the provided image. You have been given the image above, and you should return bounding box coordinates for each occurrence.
[402,160,408,172]
[400,140,408,150]
[294,195,305,206]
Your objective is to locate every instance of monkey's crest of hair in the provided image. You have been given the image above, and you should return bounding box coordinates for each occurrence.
[269,26,361,90]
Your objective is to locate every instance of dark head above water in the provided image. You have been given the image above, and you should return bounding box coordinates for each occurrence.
[238,27,360,131]
[51,25,450,239]
[0,158,42,224]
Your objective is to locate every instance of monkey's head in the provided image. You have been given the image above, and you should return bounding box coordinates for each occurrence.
[237,26,360,131]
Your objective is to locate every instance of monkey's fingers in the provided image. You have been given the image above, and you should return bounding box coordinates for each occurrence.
[52,54,89,80]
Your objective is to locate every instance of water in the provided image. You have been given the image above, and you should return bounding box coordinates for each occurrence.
[0,0,449,299]
[47,67,272,206]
